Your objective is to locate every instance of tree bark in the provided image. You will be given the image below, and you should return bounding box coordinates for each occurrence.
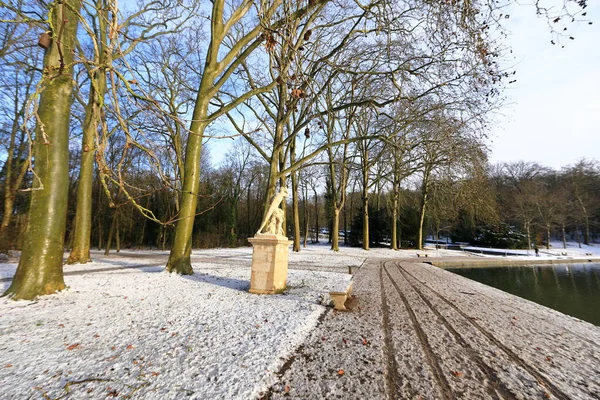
[417,168,431,251]
[418,188,429,251]
[67,84,105,263]
[313,189,319,243]
[362,193,369,250]
[0,97,29,254]
[331,209,340,251]
[3,0,82,300]
[391,190,399,251]
[104,209,117,256]
[291,170,300,252]
[165,102,209,274]
[67,3,108,264]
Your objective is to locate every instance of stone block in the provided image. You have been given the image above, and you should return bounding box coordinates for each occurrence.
[248,234,292,294]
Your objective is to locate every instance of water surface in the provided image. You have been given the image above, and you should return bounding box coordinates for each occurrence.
[449,264,600,326]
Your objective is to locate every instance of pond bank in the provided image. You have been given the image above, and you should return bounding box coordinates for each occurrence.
[426,256,600,269]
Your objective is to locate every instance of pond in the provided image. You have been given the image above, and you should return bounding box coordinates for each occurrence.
[449,263,600,326]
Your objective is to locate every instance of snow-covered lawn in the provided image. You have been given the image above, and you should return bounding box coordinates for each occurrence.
[0,246,360,399]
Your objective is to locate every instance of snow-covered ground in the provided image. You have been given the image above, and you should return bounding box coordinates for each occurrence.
[457,241,600,260]
[1,242,597,399]
[0,246,359,399]
[1,244,426,400]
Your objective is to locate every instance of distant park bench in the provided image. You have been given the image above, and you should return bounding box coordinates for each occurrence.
[329,277,353,311]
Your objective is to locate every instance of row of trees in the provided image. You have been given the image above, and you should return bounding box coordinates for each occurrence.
[0,0,590,299]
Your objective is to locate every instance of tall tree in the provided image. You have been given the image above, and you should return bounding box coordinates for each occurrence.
[3,0,83,299]
[166,0,325,274]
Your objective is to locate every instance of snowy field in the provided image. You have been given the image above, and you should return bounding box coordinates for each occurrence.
[1,242,597,399]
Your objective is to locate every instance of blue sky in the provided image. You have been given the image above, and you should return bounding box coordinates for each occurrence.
[206,1,599,170]
[488,1,600,170]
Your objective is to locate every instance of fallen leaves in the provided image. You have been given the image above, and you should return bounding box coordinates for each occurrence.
[126,344,134,350]
[451,370,463,378]
[337,369,344,376]
[66,343,81,351]
[4,364,12,368]
[284,385,291,393]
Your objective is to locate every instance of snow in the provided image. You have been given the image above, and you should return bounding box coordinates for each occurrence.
[458,242,600,261]
[0,247,354,399]
[1,242,597,399]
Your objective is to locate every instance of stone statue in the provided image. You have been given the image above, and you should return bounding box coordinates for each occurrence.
[256,187,289,236]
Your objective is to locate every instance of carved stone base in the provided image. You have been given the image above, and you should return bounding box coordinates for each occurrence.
[248,234,292,294]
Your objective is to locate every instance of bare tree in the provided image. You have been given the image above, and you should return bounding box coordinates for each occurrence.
[3,0,83,300]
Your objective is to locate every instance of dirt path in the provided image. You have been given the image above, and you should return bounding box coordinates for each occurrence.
[270,259,600,399]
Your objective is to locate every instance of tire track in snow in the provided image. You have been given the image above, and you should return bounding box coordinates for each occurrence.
[399,263,571,400]
[382,261,453,400]
[393,262,516,399]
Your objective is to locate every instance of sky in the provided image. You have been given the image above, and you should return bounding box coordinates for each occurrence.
[206,1,600,170]
[488,1,600,170]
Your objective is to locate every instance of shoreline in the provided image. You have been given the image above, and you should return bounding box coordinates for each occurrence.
[424,256,600,269]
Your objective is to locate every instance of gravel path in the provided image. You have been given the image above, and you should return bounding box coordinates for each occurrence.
[270,259,600,399]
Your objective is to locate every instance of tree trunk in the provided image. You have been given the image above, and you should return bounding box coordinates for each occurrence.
[104,210,117,256]
[561,224,567,250]
[291,170,300,252]
[3,0,82,300]
[391,194,398,251]
[165,110,210,274]
[246,184,252,239]
[227,199,237,247]
[313,191,319,243]
[417,170,431,251]
[584,215,590,246]
[139,217,147,248]
[362,194,369,251]
[331,209,340,251]
[162,227,168,251]
[67,86,104,263]
[115,216,121,253]
[343,199,347,245]
[525,221,531,252]
[97,216,103,250]
[546,224,551,249]
[302,183,308,248]
[417,198,427,251]
[0,123,29,254]
[0,195,18,253]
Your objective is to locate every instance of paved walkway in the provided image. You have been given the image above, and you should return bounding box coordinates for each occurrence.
[270,259,600,399]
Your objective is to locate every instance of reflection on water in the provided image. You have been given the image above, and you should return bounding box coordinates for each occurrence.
[450,264,600,326]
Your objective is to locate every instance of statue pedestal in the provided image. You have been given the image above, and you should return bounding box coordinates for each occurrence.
[248,234,292,294]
